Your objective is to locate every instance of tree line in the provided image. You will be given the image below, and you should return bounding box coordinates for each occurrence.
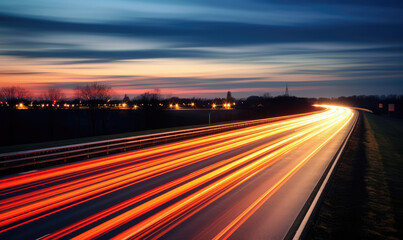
[0,83,111,108]
[1,84,402,117]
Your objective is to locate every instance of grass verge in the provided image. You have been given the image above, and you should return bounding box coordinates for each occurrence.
[306,113,402,239]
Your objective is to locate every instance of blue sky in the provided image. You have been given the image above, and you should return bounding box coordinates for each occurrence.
[0,0,402,98]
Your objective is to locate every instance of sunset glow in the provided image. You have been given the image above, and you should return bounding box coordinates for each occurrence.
[1,1,402,98]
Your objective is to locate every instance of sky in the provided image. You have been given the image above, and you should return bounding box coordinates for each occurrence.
[0,0,402,99]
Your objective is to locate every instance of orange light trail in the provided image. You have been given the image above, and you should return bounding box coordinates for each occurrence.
[0,106,355,240]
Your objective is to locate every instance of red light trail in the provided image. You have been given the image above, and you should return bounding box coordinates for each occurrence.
[0,106,355,239]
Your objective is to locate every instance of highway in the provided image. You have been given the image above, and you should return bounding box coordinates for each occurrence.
[0,106,356,240]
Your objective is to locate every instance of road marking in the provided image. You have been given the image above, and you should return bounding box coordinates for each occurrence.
[19,170,38,175]
[36,234,50,240]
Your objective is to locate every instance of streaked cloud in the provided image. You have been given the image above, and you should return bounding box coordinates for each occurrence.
[0,0,402,97]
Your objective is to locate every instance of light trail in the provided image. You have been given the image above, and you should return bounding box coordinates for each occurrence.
[212,112,354,240]
[0,109,326,192]
[0,106,355,240]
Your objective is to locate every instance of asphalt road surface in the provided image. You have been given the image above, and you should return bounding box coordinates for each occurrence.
[0,106,357,240]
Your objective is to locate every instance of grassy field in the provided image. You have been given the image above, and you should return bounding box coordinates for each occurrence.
[306,112,402,240]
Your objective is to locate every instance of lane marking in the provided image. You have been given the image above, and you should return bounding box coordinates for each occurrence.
[19,170,38,175]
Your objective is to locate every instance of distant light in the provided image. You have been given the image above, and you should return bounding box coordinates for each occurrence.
[122,103,127,108]
[169,104,173,108]
[175,103,179,109]
[212,103,216,108]
[17,103,26,109]
[191,102,195,107]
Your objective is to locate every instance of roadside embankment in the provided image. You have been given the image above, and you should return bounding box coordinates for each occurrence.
[306,112,402,239]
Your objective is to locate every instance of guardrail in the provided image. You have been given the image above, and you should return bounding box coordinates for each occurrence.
[0,111,322,174]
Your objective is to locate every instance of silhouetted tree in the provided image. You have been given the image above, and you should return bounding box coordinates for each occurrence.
[0,86,30,106]
[136,89,162,129]
[0,86,30,144]
[75,82,112,108]
[262,92,271,99]
[43,87,64,103]
[75,82,112,134]
[138,89,161,108]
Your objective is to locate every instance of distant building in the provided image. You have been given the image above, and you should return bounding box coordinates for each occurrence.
[226,91,235,103]
[122,94,130,103]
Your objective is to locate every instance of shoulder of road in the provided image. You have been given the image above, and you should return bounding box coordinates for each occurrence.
[306,112,403,240]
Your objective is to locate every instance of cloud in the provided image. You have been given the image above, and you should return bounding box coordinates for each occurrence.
[0,0,402,98]
[1,13,402,49]
[1,49,217,62]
